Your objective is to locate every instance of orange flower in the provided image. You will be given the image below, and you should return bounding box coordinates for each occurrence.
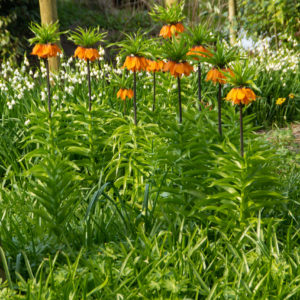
[74,46,99,61]
[187,45,211,60]
[146,59,165,72]
[159,23,184,39]
[122,56,148,72]
[117,88,134,101]
[163,61,193,78]
[205,68,233,85]
[226,87,256,105]
[31,44,61,59]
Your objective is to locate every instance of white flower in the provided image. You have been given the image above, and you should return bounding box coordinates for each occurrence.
[41,91,46,101]
[25,119,30,126]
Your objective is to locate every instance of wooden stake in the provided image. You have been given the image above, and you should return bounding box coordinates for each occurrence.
[39,0,59,72]
[228,0,237,45]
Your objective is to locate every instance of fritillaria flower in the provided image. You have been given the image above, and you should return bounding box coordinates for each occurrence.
[69,27,107,112]
[224,62,258,156]
[29,21,64,118]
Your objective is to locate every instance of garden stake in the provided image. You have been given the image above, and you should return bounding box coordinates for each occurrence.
[240,103,244,157]
[133,71,137,125]
[87,60,92,112]
[198,63,202,111]
[153,71,156,112]
[218,83,222,136]
[45,58,52,118]
[178,76,182,123]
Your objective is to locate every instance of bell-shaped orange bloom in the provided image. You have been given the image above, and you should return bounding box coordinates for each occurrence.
[117,88,134,101]
[31,44,61,59]
[74,46,100,61]
[159,23,184,39]
[163,61,193,78]
[122,56,148,72]
[187,45,212,60]
[226,87,256,105]
[205,68,233,85]
[146,59,165,72]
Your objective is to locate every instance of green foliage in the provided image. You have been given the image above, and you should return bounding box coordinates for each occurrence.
[29,21,64,45]
[149,0,185,24]
[110,70,133,89]
[202,40,240,68]
[113,29,155,60]
[0,50,299,298]
[68,26,107,48]
[238,0,300,47]
[185,23,215,47]
[225,60,258,88]
[160,35,190,62]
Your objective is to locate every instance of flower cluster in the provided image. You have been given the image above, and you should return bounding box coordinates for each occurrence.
[123,56,148,72]
[206,68,233,85]
[276,97,286,105]
[146,60,165,72]
[187,46,211,60]
[160,23,184,39]
[74,47,100,61]
[31,44,61,59]
[117,88,134,100]
[226,87,256,105]
[163,61,193,78]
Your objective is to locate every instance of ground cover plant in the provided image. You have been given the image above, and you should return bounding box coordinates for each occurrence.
[0,1,300,299]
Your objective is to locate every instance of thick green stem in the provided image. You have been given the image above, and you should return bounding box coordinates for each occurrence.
[124,99,126,116]
[218,83,222,136]
[198,63,202,111]
[152,71,156,112]
[240,103,244,157]
[45,59,51,118]
[133,71,137,126]
[178,76,182,123]
[87,60,92,112]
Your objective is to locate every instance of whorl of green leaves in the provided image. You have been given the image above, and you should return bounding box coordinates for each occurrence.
[160,35,190,62]
[224,61,259,90]
[29,21,64,45]
[202,40,240,68]
[149,0,185,24]
[68,27,107,48]
[110,71,133,90]
[113,30,154,60]
[186,24,215,47]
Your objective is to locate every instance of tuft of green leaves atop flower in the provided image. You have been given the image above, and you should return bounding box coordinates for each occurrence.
[68,27,107,48]
[186,24,215,47]
[202,40,240,68]
[29,21,65,45]
[149,1,185,24]
[110,71,133,89]
[113,30,154,60]
[160,35,190,63]
[224,61,259,90]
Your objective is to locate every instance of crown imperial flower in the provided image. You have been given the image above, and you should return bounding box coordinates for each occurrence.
[74,46,100,61]
[117,88,134,101]
[226,87,256,105]
[160,23,184,39]
[31,44,61,59]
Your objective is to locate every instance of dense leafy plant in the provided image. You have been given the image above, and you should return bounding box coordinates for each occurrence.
[0,24,299,298]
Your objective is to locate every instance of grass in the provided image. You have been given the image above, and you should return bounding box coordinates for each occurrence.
[0,45,299,298]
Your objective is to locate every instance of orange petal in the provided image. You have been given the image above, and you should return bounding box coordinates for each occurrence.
[117,89,123,99]
[175,23,184,33]
[237,88,245,100]
[127,89,134,99]
[160,25,171,38]
[174,63,184,75]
